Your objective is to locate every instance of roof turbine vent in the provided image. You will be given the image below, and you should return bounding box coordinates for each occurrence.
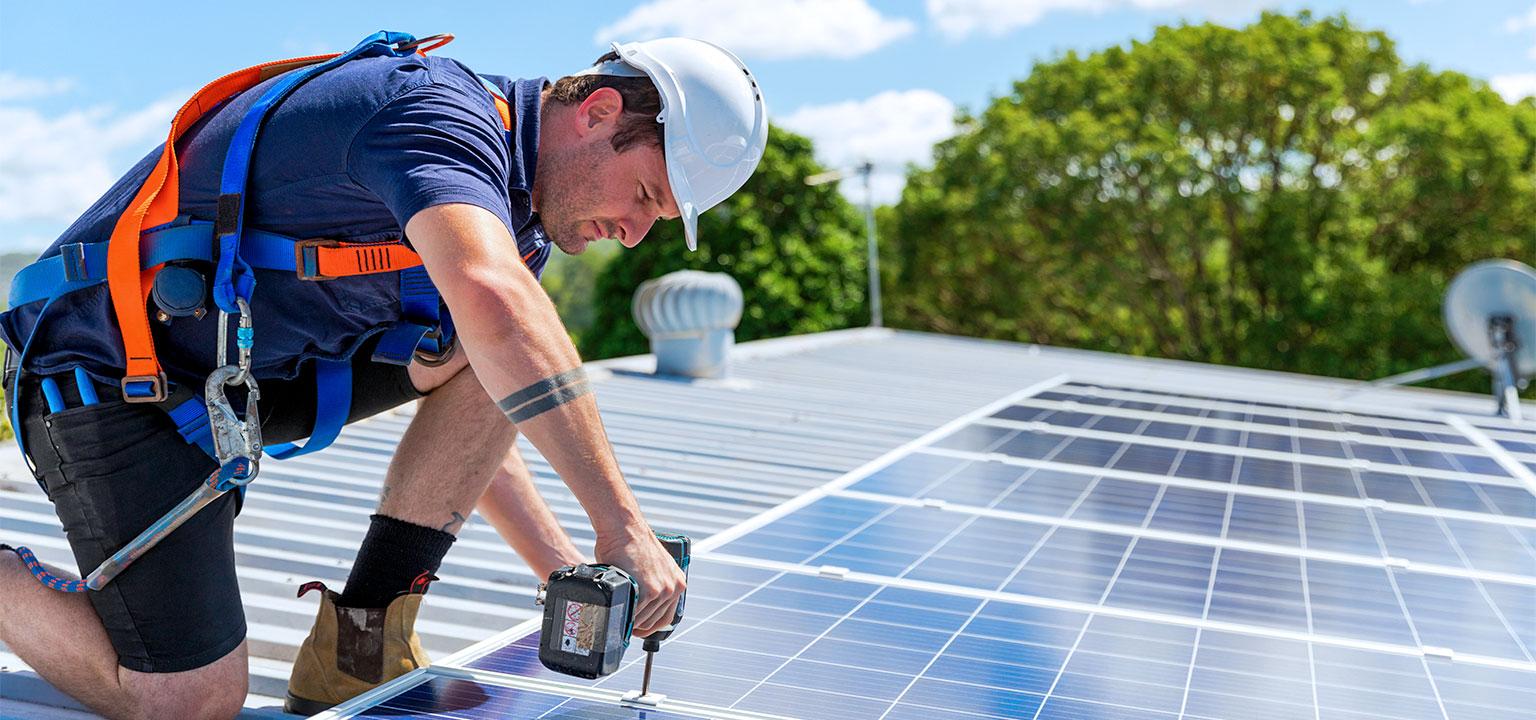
[633,270,744,379]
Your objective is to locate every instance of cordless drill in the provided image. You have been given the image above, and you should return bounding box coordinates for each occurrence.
[535,533,690,698]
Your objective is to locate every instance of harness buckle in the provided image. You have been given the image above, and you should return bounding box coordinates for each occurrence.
[295,238,341,281]
[120,373,168,403]
[412,329,458,367]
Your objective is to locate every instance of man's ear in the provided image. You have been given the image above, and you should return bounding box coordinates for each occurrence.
[575,87,624,136]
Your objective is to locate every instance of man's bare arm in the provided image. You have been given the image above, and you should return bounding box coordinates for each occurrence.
[405,202,682,634]
[478,440,586,579]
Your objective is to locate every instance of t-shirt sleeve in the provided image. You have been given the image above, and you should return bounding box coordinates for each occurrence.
[345,80,516,234]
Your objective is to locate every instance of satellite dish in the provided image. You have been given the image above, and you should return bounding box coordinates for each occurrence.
[1444,260,1536,377]
[1361,259,1535,420]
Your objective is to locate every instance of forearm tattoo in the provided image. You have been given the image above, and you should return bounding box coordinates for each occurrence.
[499,367,593,423]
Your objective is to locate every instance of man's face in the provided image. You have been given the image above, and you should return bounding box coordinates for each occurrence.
[535,89,680,255]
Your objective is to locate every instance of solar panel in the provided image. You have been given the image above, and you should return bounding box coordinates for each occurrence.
[325,378,1536,720]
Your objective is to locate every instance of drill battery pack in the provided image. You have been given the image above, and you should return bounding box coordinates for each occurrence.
[537,564,638,679]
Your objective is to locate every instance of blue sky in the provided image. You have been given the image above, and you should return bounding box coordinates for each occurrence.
[1,0,1533,253]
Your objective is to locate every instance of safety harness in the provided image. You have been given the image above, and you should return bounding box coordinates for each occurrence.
[5,31,529,592]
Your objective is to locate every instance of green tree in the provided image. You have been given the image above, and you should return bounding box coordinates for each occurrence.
[582,126,868,359]
[542,241,619,349]
[889,11,1536,388]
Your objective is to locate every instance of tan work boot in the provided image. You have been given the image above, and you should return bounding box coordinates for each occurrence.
[284,577,433,715]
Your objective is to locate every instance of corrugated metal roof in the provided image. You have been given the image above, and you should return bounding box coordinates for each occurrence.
[0,327,1526,717]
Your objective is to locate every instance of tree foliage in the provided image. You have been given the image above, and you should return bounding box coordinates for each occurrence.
[583,126,868,359]
[542,241,619,349]
[888,11,1536,388]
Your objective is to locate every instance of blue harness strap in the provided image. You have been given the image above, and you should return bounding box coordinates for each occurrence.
[372,266,445,365]
[11,223,327,308]
[266,359,352,459]
[211,30,415,314]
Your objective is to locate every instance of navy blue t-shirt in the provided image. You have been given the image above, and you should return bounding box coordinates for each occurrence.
[1,52,552,386]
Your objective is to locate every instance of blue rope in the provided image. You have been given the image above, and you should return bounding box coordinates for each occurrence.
[5,545,87,593]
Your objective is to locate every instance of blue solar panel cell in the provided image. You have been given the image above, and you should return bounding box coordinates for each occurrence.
[1301,504,1381,554]
[1207,551,1309,629]
[1441,519,1536,575]
[914,462,1035,507]
[1005,529,1133,603]
[1298,436,1350,458]
[1358,471,1428,505]
[851,453,975,497]
[1172,450,1239,483]
[994,468,1097,516]
[1225,495,1302,546]
[1112,443,1181,475]
[934,424,1017,453]
[1480,484,1536,517]
[1431,661,1536,720]
[1306,561,1419,645]
[1298,465,1360,495]
[1146,487,1229,536]
[1103,540,1214,616]
[1374,513,1470,566]
[1483,581,1536,651]
[1312,645,1444,720]
[1234,456,1300,490]
[1069,479,1161,525]
[1395,573,1530,660]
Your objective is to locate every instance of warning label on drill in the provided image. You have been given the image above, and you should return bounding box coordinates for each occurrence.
[558,599,607,656]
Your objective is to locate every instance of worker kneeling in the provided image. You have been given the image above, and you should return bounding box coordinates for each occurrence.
[0,31,765,719]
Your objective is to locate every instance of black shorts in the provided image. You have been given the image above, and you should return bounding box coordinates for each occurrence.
[13,346,425,673]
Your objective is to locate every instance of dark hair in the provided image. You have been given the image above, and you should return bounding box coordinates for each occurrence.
[548,51,665,153]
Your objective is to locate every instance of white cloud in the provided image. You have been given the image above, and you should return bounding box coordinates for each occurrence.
[926,0,1271,40]
[0,73,76,103]
[1507,3,1536,59]
[1492,73,1536,102]
[777,89,957,205]
[0,84,182,231]
[596,0,915,60]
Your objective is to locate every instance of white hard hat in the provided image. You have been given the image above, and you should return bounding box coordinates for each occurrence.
[577,38,768,251]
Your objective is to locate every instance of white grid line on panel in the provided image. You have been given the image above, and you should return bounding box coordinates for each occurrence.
[918,447,1536,532]
[1012,396,1533,464]
[974,416,1518,487]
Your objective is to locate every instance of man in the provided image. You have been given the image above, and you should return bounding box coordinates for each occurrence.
[0,34,767,719]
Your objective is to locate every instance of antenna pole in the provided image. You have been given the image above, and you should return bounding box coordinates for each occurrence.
[1491,316,1524,422]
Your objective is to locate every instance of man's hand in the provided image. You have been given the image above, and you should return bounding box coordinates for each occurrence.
[594,527,686,637]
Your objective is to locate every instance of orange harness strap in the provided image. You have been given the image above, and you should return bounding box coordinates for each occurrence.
[108,54,339,400]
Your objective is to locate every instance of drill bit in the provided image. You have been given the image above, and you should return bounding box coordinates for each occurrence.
[641,649,656,696]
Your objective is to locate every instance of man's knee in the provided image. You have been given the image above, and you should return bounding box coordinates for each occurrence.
[120,644,248,720]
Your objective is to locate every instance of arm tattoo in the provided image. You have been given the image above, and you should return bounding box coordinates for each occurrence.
[499,367,593,424]
[440,511,467,534]
[497,368,588,413]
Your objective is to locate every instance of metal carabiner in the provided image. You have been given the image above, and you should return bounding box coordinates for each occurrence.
[205,364,263,482]
[216,297,255,385]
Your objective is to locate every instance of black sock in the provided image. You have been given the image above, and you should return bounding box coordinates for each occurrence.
[337,515,456,608]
